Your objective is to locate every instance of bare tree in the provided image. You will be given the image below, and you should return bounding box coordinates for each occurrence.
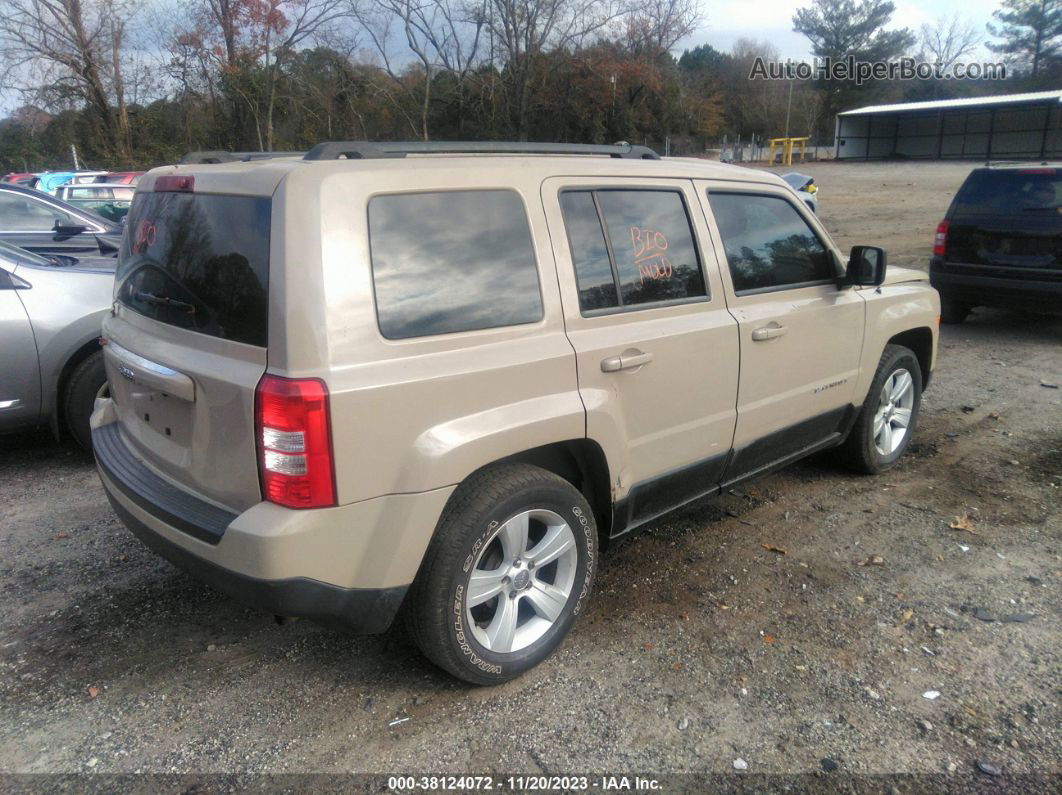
[623,0,700,56]
[179,0,349,150]
[729,38,790,138]
[357,0,486,139]
[919,14,980,71]
[262,0,350,149]
[0,0,141,162]
[487,0,621,139]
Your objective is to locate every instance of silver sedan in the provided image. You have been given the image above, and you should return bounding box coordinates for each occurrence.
[0,240,115,450]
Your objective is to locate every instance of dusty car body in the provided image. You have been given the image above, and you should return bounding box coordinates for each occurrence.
[0,183,123,256]
[0,240,114,450]
[92,141,940,684]
[931,163,1062,323]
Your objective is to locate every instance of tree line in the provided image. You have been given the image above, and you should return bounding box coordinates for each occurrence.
[0,0,1059,171]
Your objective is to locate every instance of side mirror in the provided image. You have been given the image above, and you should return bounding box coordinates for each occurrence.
[846,245,887,286]
[53,221,88,237]
[0,268,31,290]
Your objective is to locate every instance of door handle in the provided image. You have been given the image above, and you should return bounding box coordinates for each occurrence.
[601,350,654,372]
[751,323,787,341]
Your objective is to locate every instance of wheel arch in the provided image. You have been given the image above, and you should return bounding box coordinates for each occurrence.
[887,327,934,390]
[470,439,615,548]
[52,337,104,439]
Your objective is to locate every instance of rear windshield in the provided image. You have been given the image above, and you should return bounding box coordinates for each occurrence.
[953,169,1062,216]
[116,192,271,347]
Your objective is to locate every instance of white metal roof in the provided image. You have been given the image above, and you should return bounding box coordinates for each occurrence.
[838,89,1062,116]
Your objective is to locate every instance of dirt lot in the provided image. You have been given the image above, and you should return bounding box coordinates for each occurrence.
[0,162,1059,785]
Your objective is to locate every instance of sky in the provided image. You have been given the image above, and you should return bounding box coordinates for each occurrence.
[0,0,1013,118]
[677,0,1004,61]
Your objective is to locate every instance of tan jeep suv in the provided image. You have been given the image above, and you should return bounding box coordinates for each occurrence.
[92,142,940,684]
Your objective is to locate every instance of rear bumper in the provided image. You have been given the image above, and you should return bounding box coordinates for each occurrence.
[91,409,456,633]
[104,491,407,633]
[930,264,1062,313]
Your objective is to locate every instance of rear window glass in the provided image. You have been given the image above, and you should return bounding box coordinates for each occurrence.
[560,189,706,313]
[117,193,270,347]
[559,191,617,310]
[369,190,543,339]
[954,169,1062,215]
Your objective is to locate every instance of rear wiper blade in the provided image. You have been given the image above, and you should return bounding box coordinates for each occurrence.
[1022,206,1062,211]
[135,291,196,314]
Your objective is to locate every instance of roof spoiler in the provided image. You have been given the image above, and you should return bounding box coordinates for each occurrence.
[302,140,661,161]
[179,151,306,164]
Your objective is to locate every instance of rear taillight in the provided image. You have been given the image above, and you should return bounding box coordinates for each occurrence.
[933,220,949,257]
[255,375,336,509]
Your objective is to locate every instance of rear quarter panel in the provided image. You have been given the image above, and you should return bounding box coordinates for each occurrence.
[15,264,114,420]
[271,162,586,505]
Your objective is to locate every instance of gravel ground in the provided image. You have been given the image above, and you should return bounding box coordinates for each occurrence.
[0,162,1059,787]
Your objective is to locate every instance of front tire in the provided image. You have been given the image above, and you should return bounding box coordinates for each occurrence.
[838,344,923,474]
[63,351,106,453]
[406,463,597,685]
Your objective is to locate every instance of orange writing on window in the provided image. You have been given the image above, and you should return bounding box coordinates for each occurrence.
[630,226,673,284]
[134,219,157,253]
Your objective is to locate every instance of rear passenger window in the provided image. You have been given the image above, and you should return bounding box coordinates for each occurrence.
[707,193,834,293]
[369,190,543,340]
[560,189,706,313]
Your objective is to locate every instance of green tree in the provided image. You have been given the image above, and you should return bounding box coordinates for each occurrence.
[792,0,915,137]
[987,0,1062,83]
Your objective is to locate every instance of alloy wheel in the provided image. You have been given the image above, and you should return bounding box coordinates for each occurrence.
[465,509,579,654]
[873,367,915,456]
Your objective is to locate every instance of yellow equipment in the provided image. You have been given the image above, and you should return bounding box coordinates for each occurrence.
[767,137,809,166]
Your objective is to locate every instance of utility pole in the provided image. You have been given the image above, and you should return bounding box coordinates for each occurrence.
[70,144,81,170]
[784,78,794,139]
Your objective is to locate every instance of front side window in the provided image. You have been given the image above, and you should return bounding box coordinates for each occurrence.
[708,192,834,293]
[0,191,72,231]
[369,190,543,340]
[560,188,707,313]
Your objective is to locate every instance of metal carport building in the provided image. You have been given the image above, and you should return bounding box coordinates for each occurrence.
[835,90,1062,161]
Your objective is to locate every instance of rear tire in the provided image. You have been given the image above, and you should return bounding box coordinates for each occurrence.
[63,351,105,454]
[940,297,971,325]
[837,344,923,474]
[406,463,597,685]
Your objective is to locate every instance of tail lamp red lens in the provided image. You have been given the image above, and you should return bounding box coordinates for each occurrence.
[933,220,949,257]
[255,374,336,509]
[154,175,195,192]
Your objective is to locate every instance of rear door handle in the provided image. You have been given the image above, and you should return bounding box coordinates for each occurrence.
[601,350,654,372]
[751,323,787,341]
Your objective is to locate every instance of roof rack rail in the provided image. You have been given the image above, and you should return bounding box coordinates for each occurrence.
[302,140,661,161]
[985,159,1055,167]
[180,151,306,164]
